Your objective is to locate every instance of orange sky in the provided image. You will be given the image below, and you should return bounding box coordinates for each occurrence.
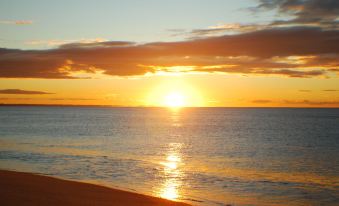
[1,72,338,107]
[0,0,338,107]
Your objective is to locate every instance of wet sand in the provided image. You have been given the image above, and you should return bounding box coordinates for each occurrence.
[0,170,191,206]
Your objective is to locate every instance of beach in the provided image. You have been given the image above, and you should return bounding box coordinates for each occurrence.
[0,170,191,206]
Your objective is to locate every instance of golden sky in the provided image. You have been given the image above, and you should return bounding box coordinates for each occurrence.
[0,0,338,107]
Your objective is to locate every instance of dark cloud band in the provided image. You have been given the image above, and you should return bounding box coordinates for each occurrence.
[0,27,338,79]
[0,89,54,95]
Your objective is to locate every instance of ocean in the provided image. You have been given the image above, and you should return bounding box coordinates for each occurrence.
[0,106,338,206]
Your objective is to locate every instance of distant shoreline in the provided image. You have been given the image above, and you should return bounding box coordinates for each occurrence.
[0,103,338,109]
[0,170,191,206]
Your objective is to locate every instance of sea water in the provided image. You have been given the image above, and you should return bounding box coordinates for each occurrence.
[0,106,338,206]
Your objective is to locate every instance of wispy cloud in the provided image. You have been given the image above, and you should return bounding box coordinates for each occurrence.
[250,99,339,106]
[299,90,311,92]
[252,99,272,103]
[48,98,96,101]
[298,89,339,92]
[0,89,54,95]
[323,89,338,92]
[173,23,270,38]
[0,97,95,101]
[25,38,108,47]
[284,99,339,106]
[0,20,33,25]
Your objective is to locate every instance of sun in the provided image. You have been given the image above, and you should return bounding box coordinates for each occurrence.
[164,92,186,107]
[146,79,204,107]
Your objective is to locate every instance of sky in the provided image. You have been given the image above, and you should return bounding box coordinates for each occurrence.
[0,0,338,107]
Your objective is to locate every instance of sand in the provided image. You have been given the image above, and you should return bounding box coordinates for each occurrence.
[0,170,191,206]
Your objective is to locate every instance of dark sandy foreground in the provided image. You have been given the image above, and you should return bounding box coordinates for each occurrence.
[0,170,191,206]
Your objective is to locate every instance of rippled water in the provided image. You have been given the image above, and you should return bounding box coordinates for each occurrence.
[0,106,338,206]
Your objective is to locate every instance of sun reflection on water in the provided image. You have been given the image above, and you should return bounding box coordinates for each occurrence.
[169,108,182,127]
[161,178,181,200]
[157,109,185,201]
[159,143,183,200]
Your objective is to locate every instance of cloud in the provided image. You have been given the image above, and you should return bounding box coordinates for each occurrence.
[252,99,272,103]
[323,89,338,92]
[0,98,95,101]
[179,23,270,38]
[0,20,33,25]
[0,27,338,79]
[25,38,108,47]
[178,0,339,39]
[195,66,326,78]
[48,98,96,101]
[284,99,339,106]
[255,0,339,29]
[0,89,54,95]
[298,89,339,92]
[250,99,339,106]
[0,98,34,100]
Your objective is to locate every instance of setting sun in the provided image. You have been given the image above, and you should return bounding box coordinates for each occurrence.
[164,92,186,107]
[146,79,204,107]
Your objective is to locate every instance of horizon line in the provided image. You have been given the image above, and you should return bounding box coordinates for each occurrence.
[0,103,338,109]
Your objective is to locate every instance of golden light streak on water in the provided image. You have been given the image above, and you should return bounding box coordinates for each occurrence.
[159,146,183,200]
[158,109,184,201]
[160,177,181,200]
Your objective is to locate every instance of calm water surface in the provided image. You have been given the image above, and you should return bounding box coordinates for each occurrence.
[0,106,338,206]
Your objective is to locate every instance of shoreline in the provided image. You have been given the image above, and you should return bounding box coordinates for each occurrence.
[0,170,191,206]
